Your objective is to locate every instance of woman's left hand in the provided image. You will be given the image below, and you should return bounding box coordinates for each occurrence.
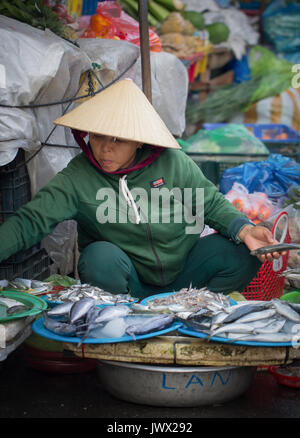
[238,224,287,263]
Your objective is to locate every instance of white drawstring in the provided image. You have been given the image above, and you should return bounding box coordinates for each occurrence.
[120,175,141,224]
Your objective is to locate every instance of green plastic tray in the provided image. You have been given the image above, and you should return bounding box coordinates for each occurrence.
[0,290,47,323]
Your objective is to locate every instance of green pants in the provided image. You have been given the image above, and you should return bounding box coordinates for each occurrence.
[77,234,262,299]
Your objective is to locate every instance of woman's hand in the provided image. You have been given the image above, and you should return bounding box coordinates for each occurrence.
[238,224,287,263]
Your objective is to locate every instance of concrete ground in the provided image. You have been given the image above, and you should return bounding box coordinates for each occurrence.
[0,344,300,422]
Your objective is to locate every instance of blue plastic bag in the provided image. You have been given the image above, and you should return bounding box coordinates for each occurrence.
[263,0,300,54]
[220,154,300,199]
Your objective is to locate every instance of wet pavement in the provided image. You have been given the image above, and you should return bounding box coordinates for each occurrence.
[1,345,300,423]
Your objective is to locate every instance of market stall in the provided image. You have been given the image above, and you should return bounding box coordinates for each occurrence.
[0,0,300,411]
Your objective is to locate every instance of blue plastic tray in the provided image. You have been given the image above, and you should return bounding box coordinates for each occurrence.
[32,317,182,344]
[203,123,300,143]
[178,326,300,348]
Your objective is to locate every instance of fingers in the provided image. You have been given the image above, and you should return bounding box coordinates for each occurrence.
[257,250,287,263]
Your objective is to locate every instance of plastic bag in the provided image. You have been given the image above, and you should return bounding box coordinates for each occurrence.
[220,154,300,200]
[263,0,300,54]
[225,182,274,224]
[81,1,161,52]
[178,124,269,154]
[248,46,293,104]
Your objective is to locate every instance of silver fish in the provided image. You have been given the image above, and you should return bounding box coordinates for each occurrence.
[175,311,193,320]
[210,322,255,338]
[280,268,300,277]
[43,312,77,335]
[211,311,230,328]
[7,304,30,315]
[76,306,104,346]
[9,278,32,290]
[288,303,300,314]
[271,299,300,323]
[47,302,74,318]
[234,309,276,324]
[221,303,267,324]
[282,320,300,334]
[69,298,95,324]
[126,314,174,338]
[93,305,131,325]
[180,317,211,333]
[250,243,300,256]
[254,319,286,334]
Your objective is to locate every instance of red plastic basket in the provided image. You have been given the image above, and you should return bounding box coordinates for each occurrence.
[242,211,291,301]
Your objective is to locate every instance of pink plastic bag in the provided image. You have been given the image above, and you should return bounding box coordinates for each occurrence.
[82,1,162,52]
[225,183,275,223]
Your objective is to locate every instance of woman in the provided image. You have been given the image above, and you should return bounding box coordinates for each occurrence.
[0,79,282,298]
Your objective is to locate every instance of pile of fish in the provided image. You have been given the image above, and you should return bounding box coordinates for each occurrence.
[0,279,51,295]
[0,296,30,317]
[131,287,231,314]
[43,297,175,345]
[45,284,137,306]
[178,298,300,344]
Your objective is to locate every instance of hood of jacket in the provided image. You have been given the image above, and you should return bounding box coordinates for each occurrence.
[72,129,164,175]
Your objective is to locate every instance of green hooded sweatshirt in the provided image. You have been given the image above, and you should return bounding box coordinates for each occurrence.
[0,148,251,286]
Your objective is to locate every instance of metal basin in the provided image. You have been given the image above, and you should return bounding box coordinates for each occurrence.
[97,360,256,407]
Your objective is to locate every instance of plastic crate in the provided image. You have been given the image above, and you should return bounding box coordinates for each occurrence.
[0,248,52,281]
[0,149,31,225]
[3,244,42,264]
[186,152,269,185]
[203,123,300,161]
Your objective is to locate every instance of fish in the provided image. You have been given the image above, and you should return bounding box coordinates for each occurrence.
[46,283,137,305]
[47,302,74,318]
[271,299,300,323]
[210,311,230,328]
[43,312,77,336]
[6,304,30,315]
[76,306,104,346]
[282,320,300,334]
[129,303,163,314]
[280,268,300,277]
[250,243,300,256]
[188,308,213,319]
[254,318,286,334]
[147,286,230,313]
[69,298,95,324]
[0,297,24,307]
[93,304,131,325]
[221,303,268,324]
[125,314,174,339]
[178,317,211,333]
[210,322,255,338]
[232,309,276,324]
[9,278,32,290]
[288,303,300,314]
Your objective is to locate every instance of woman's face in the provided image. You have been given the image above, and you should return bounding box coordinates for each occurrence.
[89,133,140,172]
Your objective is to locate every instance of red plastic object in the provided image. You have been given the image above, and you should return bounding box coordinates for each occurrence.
[23,345,96,374]
[242,211,291,301]
[45,285,66,295]
[269,366,300,389]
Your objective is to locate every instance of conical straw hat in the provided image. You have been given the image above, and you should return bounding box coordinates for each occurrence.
[54,78,180,149]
